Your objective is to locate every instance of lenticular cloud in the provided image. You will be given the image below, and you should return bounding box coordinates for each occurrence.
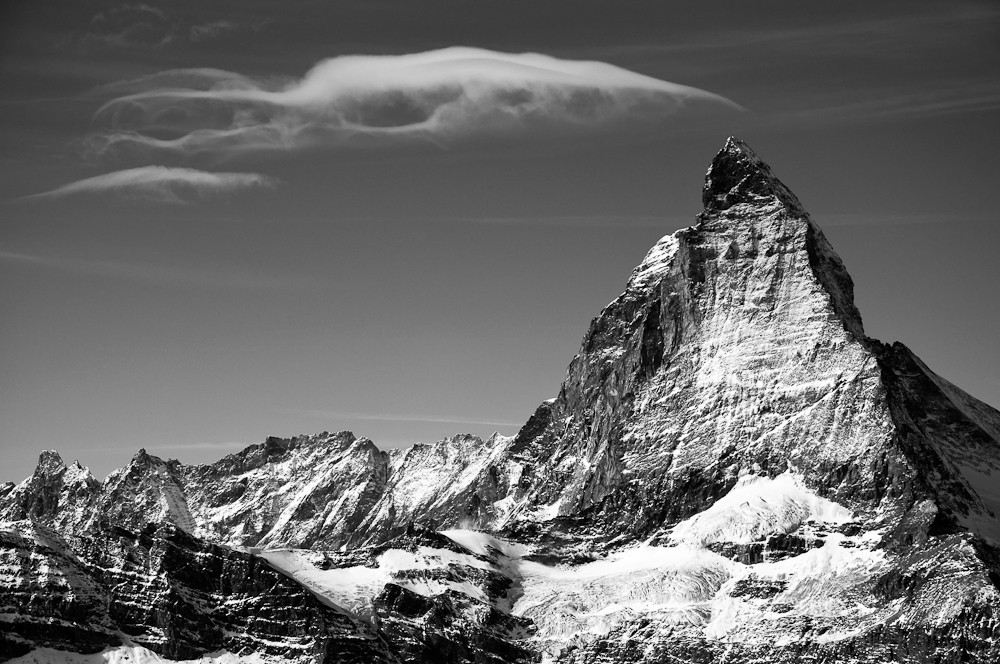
[28,166,273,203]
[89,47,741,157]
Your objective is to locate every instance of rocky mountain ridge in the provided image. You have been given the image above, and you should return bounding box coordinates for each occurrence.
[2,138,998,663]
[0,429,517,551]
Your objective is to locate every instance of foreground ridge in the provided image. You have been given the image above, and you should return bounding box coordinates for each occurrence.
[2,137,999,663]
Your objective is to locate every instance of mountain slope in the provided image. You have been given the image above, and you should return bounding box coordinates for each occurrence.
[2,138,998,663]
[493,139,1000,570]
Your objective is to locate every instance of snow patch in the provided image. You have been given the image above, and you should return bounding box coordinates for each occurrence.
[670,471,854,546]
[8,645,274,664]
[441,528,530,558]
[629,234,680,287]
[261,544,495,615]
[704,534,889,640]
[513,545,733,652]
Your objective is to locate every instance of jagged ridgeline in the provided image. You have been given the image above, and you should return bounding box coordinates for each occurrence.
[2,138,999,663]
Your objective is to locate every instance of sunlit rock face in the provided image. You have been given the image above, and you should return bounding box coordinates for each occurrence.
[499,138,1000,555]
[2,138,999,663]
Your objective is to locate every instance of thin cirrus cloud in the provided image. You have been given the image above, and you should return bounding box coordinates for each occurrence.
[25,165,274,204]
[283,408,522,428]
[0,250,314,291]
[86,46,743,158]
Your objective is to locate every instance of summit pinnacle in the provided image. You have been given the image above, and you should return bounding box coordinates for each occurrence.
[702,136,806,215]
[33,450,66,477]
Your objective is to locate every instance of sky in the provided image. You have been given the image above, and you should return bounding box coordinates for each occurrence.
[1,0,998,483]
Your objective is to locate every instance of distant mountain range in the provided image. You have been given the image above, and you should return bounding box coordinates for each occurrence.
[3,138,998,663]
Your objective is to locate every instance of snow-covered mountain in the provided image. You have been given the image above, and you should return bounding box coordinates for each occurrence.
[2,138,998,663]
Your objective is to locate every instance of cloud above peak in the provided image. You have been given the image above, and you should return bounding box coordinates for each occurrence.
[27,166,273,204]
[89,47,742,157]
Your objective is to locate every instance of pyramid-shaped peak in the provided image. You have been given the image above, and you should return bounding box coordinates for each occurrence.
[702,137,805,215]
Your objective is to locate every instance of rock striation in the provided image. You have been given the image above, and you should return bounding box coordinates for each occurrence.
[2,138,998,663]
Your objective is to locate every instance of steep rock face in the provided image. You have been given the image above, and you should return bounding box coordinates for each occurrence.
[1,450,197,543]
[182,432,391,548]
[2,137,999,664]
[0,519,389,662]
[0,452,100,536]
[499,138,998,557]
[0,522,118,657]
[94,450,197,534]
[874,342,1000,544]
[349,433,518,546]
[262,526,536,664]
[0,431,513,551]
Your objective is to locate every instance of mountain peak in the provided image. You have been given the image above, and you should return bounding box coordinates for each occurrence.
[34,450,66,476]
[4,139,1000,664]
[702,136,805,215]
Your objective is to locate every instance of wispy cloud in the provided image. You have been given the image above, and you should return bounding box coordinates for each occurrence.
[90,441,251,453]
[86,46,741,158]
[776,83,1000,126]
[578,7,1000,126]
[818,212,995,228]
[0,250,313,291]
[187,20,240,43]
[461,214,686,228]
[24,166,274,204]
[146,441,250,451]
[283,407,521,428]
[77,4,259,51]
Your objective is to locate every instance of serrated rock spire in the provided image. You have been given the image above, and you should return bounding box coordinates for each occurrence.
[34,450,66,477]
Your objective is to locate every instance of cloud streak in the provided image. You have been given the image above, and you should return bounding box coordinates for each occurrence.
[462,214,684,228]
[88,46,741,157]
[786,84,1000,124]
[25,166,274,203]
[0,251,312,291]
[818,212,994,228]
[283,407,521,428]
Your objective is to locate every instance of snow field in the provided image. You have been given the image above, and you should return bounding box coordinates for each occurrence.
[8,646,274,664]
[669,471,854,546]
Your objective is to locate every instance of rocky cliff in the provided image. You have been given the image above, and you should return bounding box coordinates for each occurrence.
[2,138,998,663]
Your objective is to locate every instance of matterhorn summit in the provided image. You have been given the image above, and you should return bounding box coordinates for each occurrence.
[2,138,998,663]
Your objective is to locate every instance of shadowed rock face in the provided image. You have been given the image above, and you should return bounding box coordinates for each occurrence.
[702,137,807,215]
[0,520,388,662]
[2,138,999,663]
